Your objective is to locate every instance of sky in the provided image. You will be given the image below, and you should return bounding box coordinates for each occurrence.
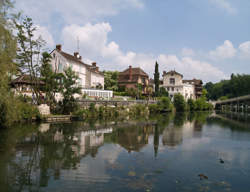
[15,0,250,83]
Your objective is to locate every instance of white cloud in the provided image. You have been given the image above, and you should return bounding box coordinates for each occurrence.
[34,25,55,48]
[60,22,226,82]
[158,55,226,82]
[181,48,195,57]
[209,40,236,60]
[16,0,144,25]
[208,0,237,14]
[239,41,250,58]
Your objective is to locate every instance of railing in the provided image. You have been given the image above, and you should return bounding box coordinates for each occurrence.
[77,99,157,106]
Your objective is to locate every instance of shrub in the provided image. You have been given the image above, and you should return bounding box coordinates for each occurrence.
[187,98,196,111]
[148,104,159,114]
[157,97,171,112]
[174,94,186,112]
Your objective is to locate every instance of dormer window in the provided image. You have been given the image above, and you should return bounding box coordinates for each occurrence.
[170,78,175,85]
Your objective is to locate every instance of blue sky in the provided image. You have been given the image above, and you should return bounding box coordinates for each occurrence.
[15,0,250,82]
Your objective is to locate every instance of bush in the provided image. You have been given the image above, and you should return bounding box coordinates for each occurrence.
[19,102,40,120]
[174,94,186,112]
[157,97,171,112]
[148,104,159,114]
[187,98,196,111]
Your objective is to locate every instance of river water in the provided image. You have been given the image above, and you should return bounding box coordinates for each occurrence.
[0,112,250,192]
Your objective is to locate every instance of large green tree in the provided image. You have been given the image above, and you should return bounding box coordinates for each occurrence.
[60,67,81,114]
[154,61,160,96]
[173,93,186,112]
[14,16,46,104]
[0,0,20,126]
[204,73,250,100]
[103,71,119,91]
[40,52,63,109]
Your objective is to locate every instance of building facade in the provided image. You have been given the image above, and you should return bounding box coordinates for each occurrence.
[118,66,150,94]
[161,70,197,100]
[11,75,45,98]
[50,45,113,99]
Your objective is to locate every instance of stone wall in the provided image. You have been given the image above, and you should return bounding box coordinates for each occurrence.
[38,104,50,115]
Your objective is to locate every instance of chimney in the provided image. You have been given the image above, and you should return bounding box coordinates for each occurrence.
[56,44,62,51]
[129,65,132,81]
[74,52,79,58]
[79,56,82,60]
[92,62,97,67]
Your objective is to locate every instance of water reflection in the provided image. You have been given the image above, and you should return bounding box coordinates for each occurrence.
[1,112,250,192]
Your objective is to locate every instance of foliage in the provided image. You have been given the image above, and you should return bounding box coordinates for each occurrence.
[157,97,171,112]
[187,98,196,111]
[173,94,186,112]
[129,104,147,116]
[148,97,172,114]
[60,67,81,114]
[159,87,169,97]
[154,61,160,96]
[40,52,63,110]
[14,16,46,104]
[205,73,250,100]
[148,104,159,114]
[125,88,137,98]
[219,96,228,101]
[103,71,119,91]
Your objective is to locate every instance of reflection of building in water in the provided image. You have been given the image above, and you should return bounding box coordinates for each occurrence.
[162,121,197,148]
[162,123,183,148]
[73,128,113,157]
[116,125,154,152]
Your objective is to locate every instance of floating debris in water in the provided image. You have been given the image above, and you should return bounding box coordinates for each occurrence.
[198,174,208,180]
[128,171,136,177]
[153,170,163,174]
[219,158,225,164]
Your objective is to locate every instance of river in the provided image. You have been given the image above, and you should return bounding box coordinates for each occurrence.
[0,112,250,192]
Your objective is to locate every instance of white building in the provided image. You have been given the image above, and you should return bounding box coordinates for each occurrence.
[50,45,113,99]
[161,70,195,100]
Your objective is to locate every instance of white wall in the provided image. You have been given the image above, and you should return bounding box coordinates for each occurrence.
[163,73,183,86]
[90,72,104,89]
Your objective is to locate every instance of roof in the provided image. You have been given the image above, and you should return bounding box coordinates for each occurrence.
[54,49,104,76]
[119,67,149,77]
[163,70,183,78]
[11,75,45,85]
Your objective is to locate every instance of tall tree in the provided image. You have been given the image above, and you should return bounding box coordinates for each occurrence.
[0,0,20,126]
[60,67,81,114]
[14,16,45,104]
[40,52,63,109]
[154,61,160,96]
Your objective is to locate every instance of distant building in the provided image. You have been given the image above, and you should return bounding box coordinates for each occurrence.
[50,45,113,99]
[118,66,150,94]
[11,75,44,97]
[182,79,203,99]
[162,70,202,100]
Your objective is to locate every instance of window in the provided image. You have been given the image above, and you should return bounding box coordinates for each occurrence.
[172,87,174,91]
[170,78,175,85]
[167,87,170,91]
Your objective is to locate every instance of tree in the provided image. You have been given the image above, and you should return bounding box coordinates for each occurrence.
[187,98,196,111]
[159,87,169,97]
[154,61,160,96]
[60,67,81,114]
[14,16,46,104]
[157,97,171,112]
[40,52,63,109]
[103,71,119,91]
[0,0,20,126]
[174,94,186,112]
